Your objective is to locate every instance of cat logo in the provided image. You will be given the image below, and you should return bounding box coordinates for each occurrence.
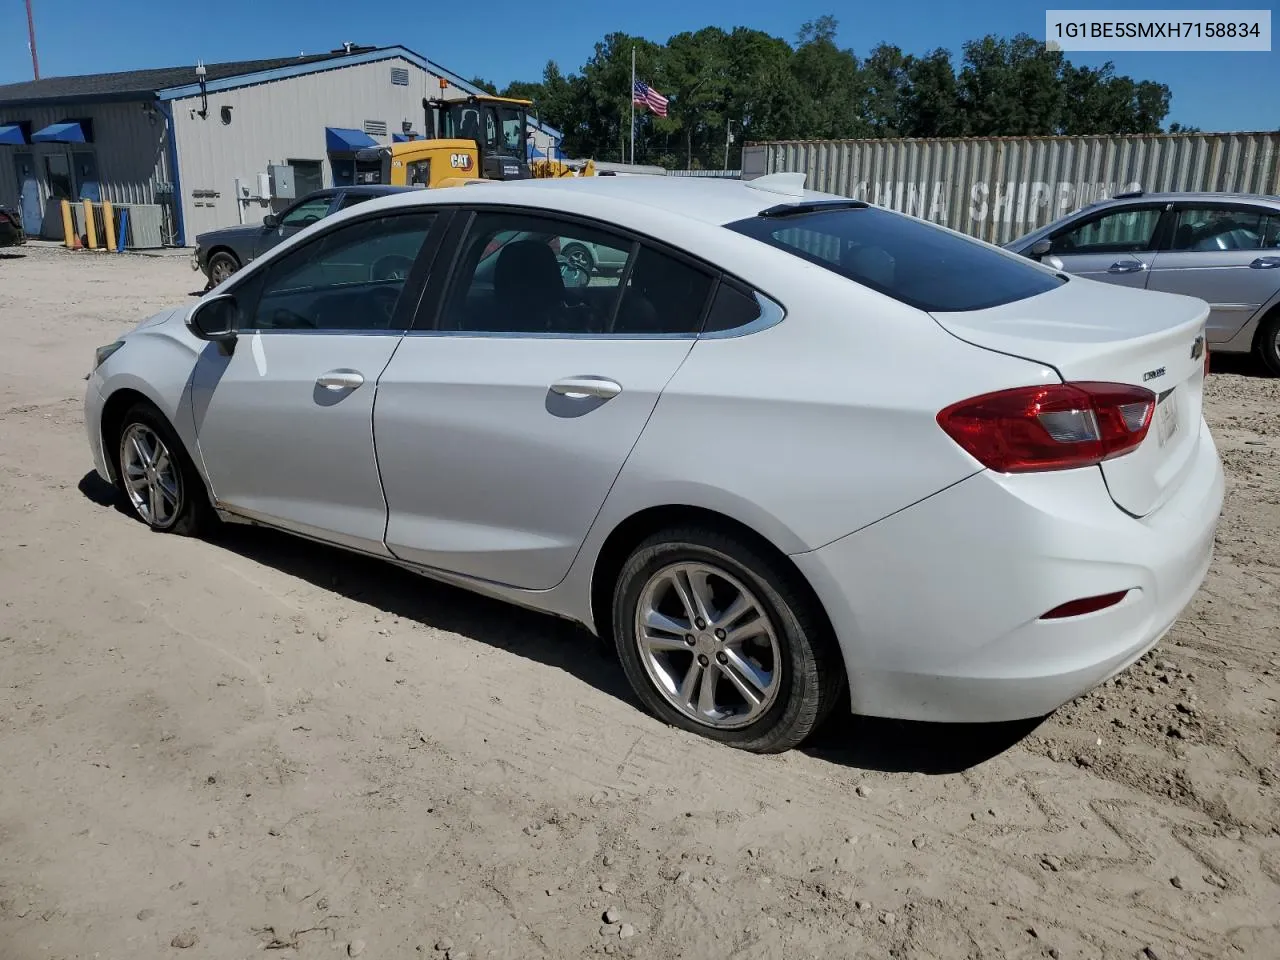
[449,153,473,170]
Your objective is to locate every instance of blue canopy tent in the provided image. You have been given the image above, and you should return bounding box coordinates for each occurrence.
[32,121,88,143]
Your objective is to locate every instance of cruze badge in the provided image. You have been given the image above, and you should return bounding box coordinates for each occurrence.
[1143,367,1166,382]
[1190,335,1205,361]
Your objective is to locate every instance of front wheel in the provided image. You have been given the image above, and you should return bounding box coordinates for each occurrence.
[207,251,239,286]
[611,527,843,753]
[115,402,216,536]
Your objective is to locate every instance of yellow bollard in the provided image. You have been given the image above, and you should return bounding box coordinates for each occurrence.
[102,201,116,254]
[61,200,75,248]
[82,199,97,249]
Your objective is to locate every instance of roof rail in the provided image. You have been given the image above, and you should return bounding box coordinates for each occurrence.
[1113,189,1145,199]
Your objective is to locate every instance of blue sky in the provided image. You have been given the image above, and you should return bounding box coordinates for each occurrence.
[1,0,1275,131]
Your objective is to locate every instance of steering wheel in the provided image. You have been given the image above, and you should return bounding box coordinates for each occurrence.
[372,254,415,283]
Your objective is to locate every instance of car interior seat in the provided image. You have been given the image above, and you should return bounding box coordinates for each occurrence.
[1173,224,1195,250]
[493,240,564,331]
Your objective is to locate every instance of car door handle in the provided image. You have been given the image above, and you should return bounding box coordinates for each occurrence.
[1250,256,1280,269]
[1108,260,1147,273]
[316,370,365,390]
[549,376,622,399]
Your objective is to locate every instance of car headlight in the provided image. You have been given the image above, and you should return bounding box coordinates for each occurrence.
[93,340,125,371]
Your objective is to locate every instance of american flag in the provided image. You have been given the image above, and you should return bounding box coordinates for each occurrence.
[632,80,669,118]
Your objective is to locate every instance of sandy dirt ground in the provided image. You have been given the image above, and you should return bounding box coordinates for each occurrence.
[1,243,1277,960]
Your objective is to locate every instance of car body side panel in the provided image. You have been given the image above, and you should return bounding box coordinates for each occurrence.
[1146,249,1280,343]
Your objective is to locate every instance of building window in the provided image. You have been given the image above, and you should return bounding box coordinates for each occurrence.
[288,159,323,197]
[364,120,388,137]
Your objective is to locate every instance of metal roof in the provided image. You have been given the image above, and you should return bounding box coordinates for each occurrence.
[0,44,564,140]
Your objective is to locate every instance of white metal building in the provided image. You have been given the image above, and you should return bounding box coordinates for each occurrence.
[0,44,563,246]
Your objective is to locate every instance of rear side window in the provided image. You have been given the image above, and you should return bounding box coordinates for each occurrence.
[726,206,1065,313]
[702,280,762,333]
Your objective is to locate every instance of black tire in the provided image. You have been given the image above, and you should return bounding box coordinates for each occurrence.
[611,526,844,753]
[1255,310,1280,377]
[113,401,217,537]
[207,250,240,286]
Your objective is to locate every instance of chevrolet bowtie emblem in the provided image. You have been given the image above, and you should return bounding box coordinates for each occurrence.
[1190,335,1205,361]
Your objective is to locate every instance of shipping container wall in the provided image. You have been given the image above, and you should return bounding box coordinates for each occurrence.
[0,100,170,240]
[170,56,465,242]
[742,133,1280,245]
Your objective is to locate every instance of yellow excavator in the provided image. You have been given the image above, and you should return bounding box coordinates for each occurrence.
[354,92,595,189]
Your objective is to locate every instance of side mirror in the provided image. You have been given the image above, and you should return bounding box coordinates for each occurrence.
[187,293,240,342]
[263,213,279,229]
[1029,237,1053,260]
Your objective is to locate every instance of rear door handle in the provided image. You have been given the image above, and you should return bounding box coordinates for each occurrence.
[1108,260,1147,274]
[316,370,365,390]
[1250,256,1280,269]
[550,376,622,399]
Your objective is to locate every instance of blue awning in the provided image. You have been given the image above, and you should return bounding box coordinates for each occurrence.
[0,124,26,145]
[32,121,86,143]
[392,131,421,143]
[325,127,378,152]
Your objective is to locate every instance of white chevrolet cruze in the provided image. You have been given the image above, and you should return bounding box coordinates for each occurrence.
[84,173,1224,753]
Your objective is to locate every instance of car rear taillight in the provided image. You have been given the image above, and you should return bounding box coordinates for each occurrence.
[937,382,1156,473]
[0,211,11,226]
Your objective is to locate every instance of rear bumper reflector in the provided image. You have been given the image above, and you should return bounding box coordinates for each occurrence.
[1040,590,1131,620]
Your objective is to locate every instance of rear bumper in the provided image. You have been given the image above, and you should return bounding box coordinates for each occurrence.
[792,418,1224,723]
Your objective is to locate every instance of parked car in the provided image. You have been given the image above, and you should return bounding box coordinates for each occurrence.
[0,203,25,247]
[192,185,412,286]
[557,238,629,276]
[1006,191,1280,374]
[86,174,1223,753]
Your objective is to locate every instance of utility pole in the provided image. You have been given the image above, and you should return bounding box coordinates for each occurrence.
[724,119,733,171]
[629,47,635,166]
[26,0,40,79]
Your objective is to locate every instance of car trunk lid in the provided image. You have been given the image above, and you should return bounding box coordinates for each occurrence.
[931,277,1209,517]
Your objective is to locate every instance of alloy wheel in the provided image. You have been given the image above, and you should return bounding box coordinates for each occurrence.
[120,422,182,528]
[633,562,782,730]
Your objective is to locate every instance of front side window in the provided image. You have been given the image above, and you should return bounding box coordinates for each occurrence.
[1169,206,1270,252]
[281,195,332,228]
[728,205,1064,313]
[1050,206,1162,255]
[242,212,435,332]
[498,107,524,154]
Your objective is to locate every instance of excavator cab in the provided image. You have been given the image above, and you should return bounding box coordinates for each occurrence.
[428,95,533,181]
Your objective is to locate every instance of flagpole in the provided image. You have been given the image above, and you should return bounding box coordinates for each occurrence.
[629,47,635,165]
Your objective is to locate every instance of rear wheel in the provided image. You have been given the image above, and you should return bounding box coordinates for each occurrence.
[611,526,843,753]
[114,402,216,536]
[1256,310,1280,377]
[207,251,239,286]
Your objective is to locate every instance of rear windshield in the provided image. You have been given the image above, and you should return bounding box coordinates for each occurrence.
[726,205,1065,312]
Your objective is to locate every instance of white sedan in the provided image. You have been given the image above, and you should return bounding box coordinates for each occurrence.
[84,173,1224,753]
